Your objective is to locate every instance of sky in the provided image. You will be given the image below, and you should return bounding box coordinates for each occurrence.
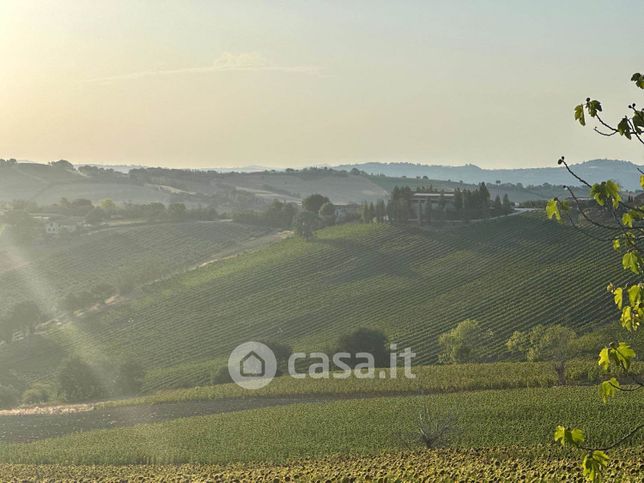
[1,0,644,169]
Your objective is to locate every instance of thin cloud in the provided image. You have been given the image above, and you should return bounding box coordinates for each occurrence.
[82,52,322,83]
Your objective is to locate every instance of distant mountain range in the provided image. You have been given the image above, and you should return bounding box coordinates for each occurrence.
[334,159,644,191]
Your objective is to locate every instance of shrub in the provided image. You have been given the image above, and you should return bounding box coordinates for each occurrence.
[21,382,56,405]
[58,357,105,402]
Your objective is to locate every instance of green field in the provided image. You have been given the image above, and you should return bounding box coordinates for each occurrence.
[101,359,612,408]
[0,221,270,315]
[0,213,628,391]
[0,387,640,465]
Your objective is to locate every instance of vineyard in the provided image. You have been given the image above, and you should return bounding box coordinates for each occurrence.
[0,213,629,390]
[0,387,640,465]
[0,221,270,314]
[103,359,614,408]
[1,447,641,482]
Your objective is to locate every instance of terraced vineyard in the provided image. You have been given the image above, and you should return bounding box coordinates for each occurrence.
[0,214,628,389]
[0,221,271,314]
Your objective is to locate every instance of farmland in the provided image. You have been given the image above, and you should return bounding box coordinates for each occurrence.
[0,387,641,465]
[101,359,615,408]
[1,447,642,482]
[0,220,272,314]
[0,213,628,390]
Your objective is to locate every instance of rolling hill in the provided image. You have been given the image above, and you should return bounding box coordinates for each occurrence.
[338,159,644,191]
[0,213,627,391]
[0,221,272,316]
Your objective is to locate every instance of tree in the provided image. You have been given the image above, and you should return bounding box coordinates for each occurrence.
[85,206,106,225]
[336,327,389,367]
[57,357,105,402]
[167,203,187,221]
[546,72,644,481]
[49,159,74,170]
[99,198,116,213]
[360,202,374,223]
[302,194,330,214]
[506,324,578,385]
[502,194,512,213]
[319,201,336,225]
[292,211,320,240]
[437,319,492,364]
[375,200,386,223]
[7,301,44,336]
[4,210,39,242]
[493,195,503,214]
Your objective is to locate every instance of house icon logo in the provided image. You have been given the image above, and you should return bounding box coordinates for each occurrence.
[228,341,277,389]
[240,351,265,377]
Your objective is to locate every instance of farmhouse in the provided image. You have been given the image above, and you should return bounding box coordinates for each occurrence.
[409,192,456,223]
[43,217,82,235]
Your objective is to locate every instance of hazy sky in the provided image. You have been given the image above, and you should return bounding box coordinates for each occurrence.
[2,0,644,169]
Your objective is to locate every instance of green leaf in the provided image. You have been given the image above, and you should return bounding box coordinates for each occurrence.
[574,104,586,126]
[612,239,620,251]
[554,425,585,447]
[546,199,561,221]
[640,174,644,190]
[586,99,602,117]
[583,450,609,482]
[617,118,632,139]
[622,251,640,274]
[613,287,623,309]
[620,305,633,331]
[598,347,610,371]
[632,72,644,89]
[605,180,621,208]
[627,284,640,307]
[614,342,636,370]
[599,377,620,403]
[622,212,634,228]
[590,184,606,206]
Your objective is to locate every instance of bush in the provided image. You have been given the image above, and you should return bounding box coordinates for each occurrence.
[58,357,105,402]
[210,366,233,385]
[335,328,390,367]
[0,385,20,409]
[438,319,493,364]
[21,382,56,405]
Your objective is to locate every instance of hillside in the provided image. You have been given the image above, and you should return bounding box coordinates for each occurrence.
[339,159,644,191]
[0,213,626,390]
[0,162,388,207]
[0,221,272,316]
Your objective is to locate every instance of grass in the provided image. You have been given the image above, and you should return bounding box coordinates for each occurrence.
[0,387,641,465]
[0,213,629,390]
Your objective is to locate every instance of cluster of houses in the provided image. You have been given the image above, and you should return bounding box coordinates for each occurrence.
[35,215,85,236]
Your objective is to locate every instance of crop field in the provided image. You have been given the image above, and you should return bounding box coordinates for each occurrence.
[104,359,612,408]
[1,446,642,482]
[0,221,270,314]
[0,213,628,389]
[0,387,641,465]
